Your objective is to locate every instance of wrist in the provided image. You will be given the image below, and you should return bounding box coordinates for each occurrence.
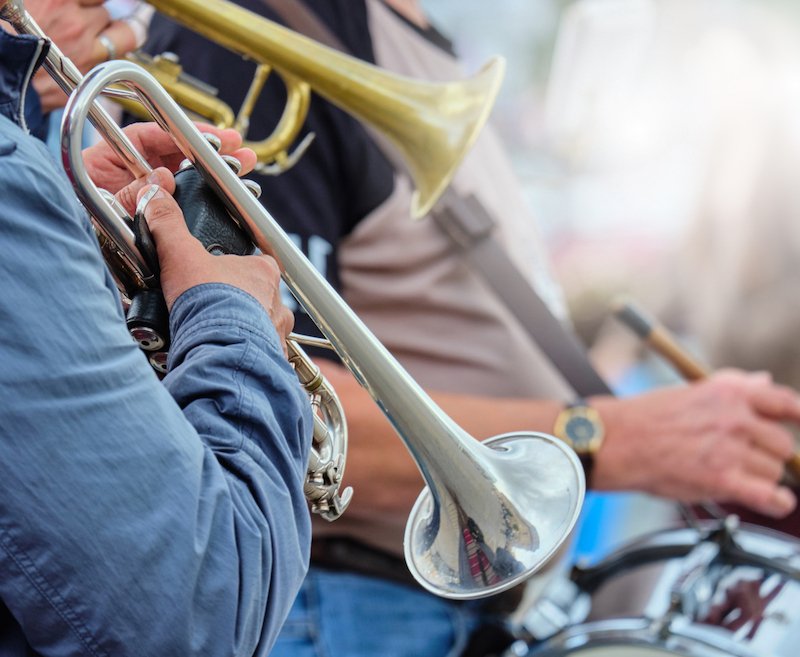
[583,395,637,491]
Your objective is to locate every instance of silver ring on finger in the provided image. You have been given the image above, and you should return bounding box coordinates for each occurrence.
[98,34,117,62]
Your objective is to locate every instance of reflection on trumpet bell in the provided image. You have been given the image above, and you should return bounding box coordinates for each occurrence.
[137,0,505,217]
[5,0,587,597]
[406,431,584,599]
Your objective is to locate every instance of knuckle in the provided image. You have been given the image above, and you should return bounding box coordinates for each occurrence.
[281,307,295,333]
[706,445,740,473]
[258,255,281,279]
[747,486,775,513]
[765,459,785,482]
[115,186,136,213]
[711,410,749,438]
[703,378,742,407]
[773,430,796,460]
[708,469,736,499]
[144,198,178,225]
[773,387,797,411]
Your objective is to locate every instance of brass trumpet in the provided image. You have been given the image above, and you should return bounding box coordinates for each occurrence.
[119,0,506,218]
[3,0,585,600]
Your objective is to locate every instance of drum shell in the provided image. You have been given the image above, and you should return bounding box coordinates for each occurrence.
[520,523,800,657]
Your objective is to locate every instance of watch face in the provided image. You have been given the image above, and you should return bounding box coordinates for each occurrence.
[564,415,599,450]
[559,406,604,454]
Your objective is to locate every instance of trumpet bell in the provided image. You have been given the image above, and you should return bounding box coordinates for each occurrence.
[405,431,585,599]
[145,0,505,217]
[394,56,506,218]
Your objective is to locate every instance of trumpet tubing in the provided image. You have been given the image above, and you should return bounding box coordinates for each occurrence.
[120,51,312,171]
[67,59,585,600]
[134,0,505,217]
[120,51,236,128]
[3,0,585,599]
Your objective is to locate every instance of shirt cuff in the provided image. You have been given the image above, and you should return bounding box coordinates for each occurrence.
[169,282,284,355]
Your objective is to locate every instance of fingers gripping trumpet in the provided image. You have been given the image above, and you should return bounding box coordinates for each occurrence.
[2,0,585,599]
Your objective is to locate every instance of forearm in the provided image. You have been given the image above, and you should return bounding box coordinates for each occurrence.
[162,284,313,651]
[0,287,311,656]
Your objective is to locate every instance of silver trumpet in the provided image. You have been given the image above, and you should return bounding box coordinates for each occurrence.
[3,0,585,599]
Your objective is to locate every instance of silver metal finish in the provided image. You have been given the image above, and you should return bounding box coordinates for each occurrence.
[63,60,584,598]
[130,327,165,351]
[520,522,800,656]
[8,0,585,594]
[287,339,352,521]
[0,0,149,176]
[149,351,168,374]
[242,179,262,198]
[5,0,356,525]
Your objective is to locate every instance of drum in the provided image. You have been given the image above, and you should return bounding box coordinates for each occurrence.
[516,520,800,657]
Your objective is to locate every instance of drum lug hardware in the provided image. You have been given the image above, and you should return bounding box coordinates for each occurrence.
[650,606,676,641]
[518,578,585,641]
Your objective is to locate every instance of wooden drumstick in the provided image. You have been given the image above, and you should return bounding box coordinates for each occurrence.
[612,296,800,480]
[613,297,709,381]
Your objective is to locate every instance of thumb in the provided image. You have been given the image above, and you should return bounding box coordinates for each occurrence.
[116,167,175,216]
[136,184,202,267]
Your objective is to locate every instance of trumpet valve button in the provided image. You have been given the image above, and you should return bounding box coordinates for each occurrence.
[149,351,169,374]
[221,154,242,175]
[243,179,262,199]
[130,326,165,351]
[201,133,222,152]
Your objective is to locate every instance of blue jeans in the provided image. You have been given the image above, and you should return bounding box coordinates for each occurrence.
[271,567,484,657]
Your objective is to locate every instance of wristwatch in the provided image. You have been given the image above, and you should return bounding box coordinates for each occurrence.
[553,399,605,484]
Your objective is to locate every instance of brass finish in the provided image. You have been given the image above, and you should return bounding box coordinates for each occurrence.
[119,52,311,170]
[65,60,583,599]
[131,0,505,216]
[121,52,234,128]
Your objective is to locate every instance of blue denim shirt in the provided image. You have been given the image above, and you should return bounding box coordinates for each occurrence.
[0,29,312,656]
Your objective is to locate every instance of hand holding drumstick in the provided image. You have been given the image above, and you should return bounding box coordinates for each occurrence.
[613,296,800,480]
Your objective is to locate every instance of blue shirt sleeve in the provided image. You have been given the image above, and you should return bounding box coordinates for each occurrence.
[0,116,312,656]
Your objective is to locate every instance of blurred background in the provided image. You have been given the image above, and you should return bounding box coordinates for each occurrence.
[423,0,800,561]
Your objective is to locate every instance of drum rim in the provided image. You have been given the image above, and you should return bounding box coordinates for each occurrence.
[573,520,800,594]
[529,617,760,657]
[525,521,800,657]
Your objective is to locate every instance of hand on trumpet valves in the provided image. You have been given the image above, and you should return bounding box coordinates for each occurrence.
[17,0,137,112]
[589,369,800,518]
[85,120,289,347]
[84,121,257,210]
[133,182,294,352]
